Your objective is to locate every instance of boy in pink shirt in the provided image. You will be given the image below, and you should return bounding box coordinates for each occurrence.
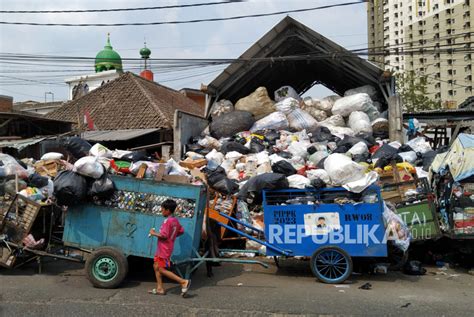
[149,199,191,296]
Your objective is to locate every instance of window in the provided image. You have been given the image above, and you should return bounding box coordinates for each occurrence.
[466,75,473,82]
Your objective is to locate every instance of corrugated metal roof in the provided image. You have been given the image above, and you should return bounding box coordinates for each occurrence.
[0,137,46,150]
[206,16,389,111]
[81,128,159,141]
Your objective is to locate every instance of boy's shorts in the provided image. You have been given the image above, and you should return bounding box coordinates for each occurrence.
[154,256,171,268]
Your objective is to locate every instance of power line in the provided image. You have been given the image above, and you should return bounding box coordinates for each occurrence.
[0,1,244,14]
[0,1,367,27]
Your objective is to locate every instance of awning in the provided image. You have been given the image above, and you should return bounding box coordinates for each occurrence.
[0,137,46,151]
[81,129,159,142]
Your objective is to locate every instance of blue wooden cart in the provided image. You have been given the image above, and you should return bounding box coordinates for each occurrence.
[216,186,389,284]
[62,176,266,289]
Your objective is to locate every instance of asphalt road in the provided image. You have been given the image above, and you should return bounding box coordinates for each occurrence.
[0,257,473,316]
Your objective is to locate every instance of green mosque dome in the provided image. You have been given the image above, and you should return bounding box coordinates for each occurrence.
[95,34,123,73]
[140,45,151,59]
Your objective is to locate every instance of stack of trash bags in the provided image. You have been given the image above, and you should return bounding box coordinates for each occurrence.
[180,85,440,238]
[0,136,198,208]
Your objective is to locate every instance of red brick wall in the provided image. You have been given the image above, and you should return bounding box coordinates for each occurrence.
[0,95,13,112]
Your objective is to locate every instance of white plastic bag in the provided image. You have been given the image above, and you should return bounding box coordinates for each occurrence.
[301,97,328,121]
[205,149,224,165]
[256,162,272,174]
[348,111,372,134]
[274,85,301,102]
[287,174,311,189]
[256,151,271,166]
[325,126,355,137]
[320,114,345,127]
[73,156,104,179]
[165,159,188,176]
[111,149,133,159]
[398,151,418,164]
[210,99,234,119]
[198,136,221,149]
[250,111,289,132]
[344,85,377,100]
[225,151,243,162]
[406,137,432,154]
[221,159,236,173]
[347,142,369,156]
[288,141,311,159]
[89,143,112,158]
[343,171,379,193]
[0,153,29,179]
[287,108,319,131]
[306,169,331,184]
[308,151,329,166]
[40,152,63,160]
[269,153,287,165]
[319,95,340,114]
[383,202,411,252]
[324,153,366,186]
[332,93,373,117]
[275,97,300,115]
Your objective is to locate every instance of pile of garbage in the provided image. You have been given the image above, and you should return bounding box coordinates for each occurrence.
[181,85,438,203]
[0,137,199,218]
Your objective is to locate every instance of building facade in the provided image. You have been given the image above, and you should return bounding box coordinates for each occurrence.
[367,0,473,108]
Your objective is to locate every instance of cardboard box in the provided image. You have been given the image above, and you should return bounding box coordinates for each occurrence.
[154,164,167,181]
[162,175,190,184]
[179,158,207,169]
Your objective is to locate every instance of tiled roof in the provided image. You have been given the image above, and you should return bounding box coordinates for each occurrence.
[46,72,204,130]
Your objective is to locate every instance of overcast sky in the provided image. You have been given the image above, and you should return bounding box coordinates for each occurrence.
[0,0,368,102]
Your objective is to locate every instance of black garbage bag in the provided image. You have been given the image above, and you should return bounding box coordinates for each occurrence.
[333,145,351,153]
[311,178,326,189]
[398,144,414,153]
[337,135,371,149]
[272,160,297,176]
[436,145,449,154]
[374,154,403,169]
[250,137,266,153]
[422,150,437,171]
[353,153,372,163]
[27,173,49,188]
[89,170,115,199]
[307,146,317,155]
[120,150,149,162]
[355,132,376,147]
[221,141,251,155]
[53,171,87,206]
[206,166,239,195]
[317,156,328,169]
[264,130,280,144]
[309,126,333,143]
[64,137,92,159]
[238,173,289,204]
[403,260,426,276]
[210,111,255,139]
[372,144,399,159]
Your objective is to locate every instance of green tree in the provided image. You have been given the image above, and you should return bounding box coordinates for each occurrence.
[395,71,441,112]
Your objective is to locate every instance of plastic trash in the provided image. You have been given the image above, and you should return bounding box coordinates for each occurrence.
[332,93,374,117]
[205,149,224,166]
[398,151,418,164]
[40,152,63,160]
[319,95,340,114]
[274,85,301,102]
[165,159,188,176]
[238,173,289,204]
[347,142,369,156]
[89,170,115,199]
[235,87,275,119]
[275,97,300,115]
[220,141,250,155]
[89,143,112,158]
[301,98,328,121]
[198,135,222,149]
[288,141,311,159]
[287,174,311,189]
[348,111,372,134]
[53,171,87,206]
[406,137,432,154]
[27,173,49,188]
[210,99,234,119]
[0,153,29,179]
[206,167,239,195]
[308,151,329,166]
[324,153,366,186]
[306,169,331,184]
[287,108,319,131]
[210,111,255,139]
[271,160,297,176]
[383,202,411,252]
[250,111,289,132]
[64,137,92,159]
[344,85,377,100]
[320,114,345,127]
[73,156,104,179]
[342,171,379,193]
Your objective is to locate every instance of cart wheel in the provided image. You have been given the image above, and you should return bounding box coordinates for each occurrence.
[310,246,352,284]
[85,247,128,289]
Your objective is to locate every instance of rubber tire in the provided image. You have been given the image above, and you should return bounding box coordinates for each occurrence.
[85,247,128,289]
[310,246,353,284]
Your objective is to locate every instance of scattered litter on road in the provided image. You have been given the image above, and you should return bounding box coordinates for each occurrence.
[334,285,350,288]
[359,283,372,290]
[401,303,411,308]
[237,283,243,287]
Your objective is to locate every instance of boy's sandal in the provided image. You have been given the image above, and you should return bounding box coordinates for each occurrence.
[181,279,191,296]
[148,288,166,295]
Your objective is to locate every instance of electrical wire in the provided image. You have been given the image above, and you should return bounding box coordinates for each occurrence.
[0,1,367,27]
[0,1,245,14]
